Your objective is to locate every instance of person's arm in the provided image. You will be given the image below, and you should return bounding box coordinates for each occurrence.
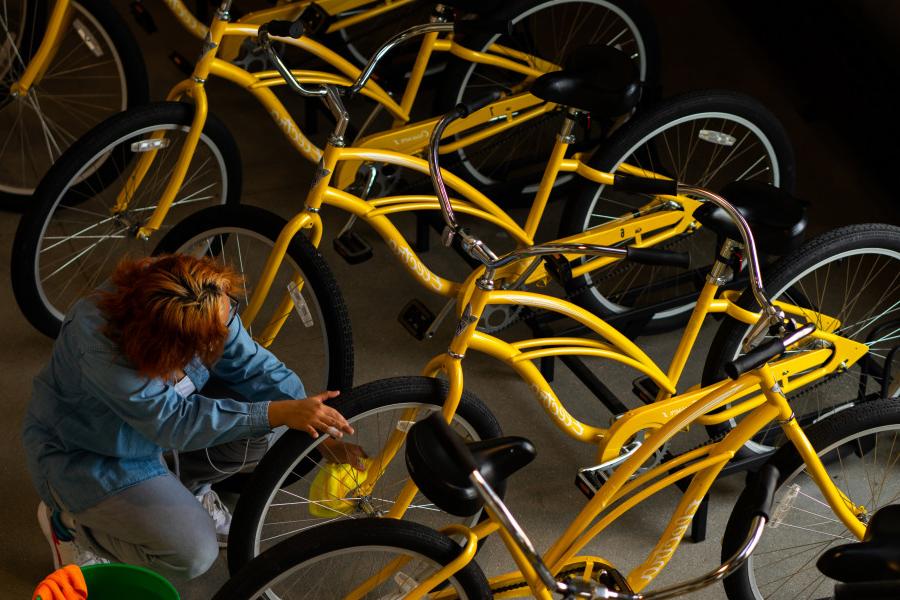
[81,349,272,451]
[267,391,352,438]
[209,316,305,402]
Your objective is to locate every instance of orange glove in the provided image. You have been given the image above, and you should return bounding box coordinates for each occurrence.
[32,565,87,600]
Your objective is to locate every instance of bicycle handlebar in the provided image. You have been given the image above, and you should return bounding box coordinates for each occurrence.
[258,19,453,99]
[725,323,816,380]
[349,22,454,95]
[258,22,329,98]
[265,18,306,39]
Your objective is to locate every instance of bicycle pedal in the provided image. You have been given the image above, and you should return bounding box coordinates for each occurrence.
[129,1,157,33]
[169,51,195,76]
[632,376,660,404]
[333,231,373,264]
[544,254,573,286]
[298,4,329,35]
[575,468,606,499]
[398,299,435,341]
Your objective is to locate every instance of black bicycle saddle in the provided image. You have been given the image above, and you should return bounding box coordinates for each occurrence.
[405,412,536,517]
[529,45,641,117]
[691,180,808,256]
[817,504,900,583]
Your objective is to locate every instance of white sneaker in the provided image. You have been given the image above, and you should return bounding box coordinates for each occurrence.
[196,486,231,547]
[37,502,109,569]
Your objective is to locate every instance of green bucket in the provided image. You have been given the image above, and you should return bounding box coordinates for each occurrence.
[81,563,179,600]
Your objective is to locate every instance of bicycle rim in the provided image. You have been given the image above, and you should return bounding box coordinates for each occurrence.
[452,0,653,191]
[729,246,900,453]
[745,423,900,599]
[582,111,784,319]
[0,0,127,196]
[33,123,230,323]
[249,402,487,557]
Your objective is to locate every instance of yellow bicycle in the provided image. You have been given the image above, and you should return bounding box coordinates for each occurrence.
[204,122,899,598]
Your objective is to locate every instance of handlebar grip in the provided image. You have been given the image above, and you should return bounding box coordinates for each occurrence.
[427,413,479,474]
[265,19,305,39]
[625,247,690,268]
[453,19,513,37]
[746,465,780,520]
[455,90,502,118]
[725,337,786,380]
[613,173,678,196]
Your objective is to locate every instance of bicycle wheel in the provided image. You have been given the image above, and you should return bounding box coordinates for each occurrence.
[228,376,502,575]
[558,90,796,334]
[153,204,354,397]
[329,2,439,74]
[0,0,148,206]
[702,223,900,454]
[11,101,240,338]
[721,396,900,600]
[436,0,660,198]
[216,518,491,600]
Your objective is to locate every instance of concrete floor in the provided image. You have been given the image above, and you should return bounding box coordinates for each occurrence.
[2,2,896,599]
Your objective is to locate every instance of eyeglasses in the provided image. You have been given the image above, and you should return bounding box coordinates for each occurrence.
[225,294,240,327]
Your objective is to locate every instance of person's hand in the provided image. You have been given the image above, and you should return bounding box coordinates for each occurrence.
[267,391,354,438]
[320,438,368,471]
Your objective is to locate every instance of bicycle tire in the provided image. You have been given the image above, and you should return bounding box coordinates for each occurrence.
[702,223,900,454]
[216,518,491,600]
[0,0,149,208]
[720,396,900,600]
[11,101,240,338]
[558,90,796,334]
[436,0,660,199]
[153,203,354,395]
[227,376,502,575]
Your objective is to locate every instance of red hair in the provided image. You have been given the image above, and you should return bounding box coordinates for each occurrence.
[97,254,244,380]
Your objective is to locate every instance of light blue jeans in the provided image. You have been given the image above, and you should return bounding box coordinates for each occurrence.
[59,437,269,580]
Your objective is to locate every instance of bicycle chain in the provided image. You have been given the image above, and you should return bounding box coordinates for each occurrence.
[491,566,610,595]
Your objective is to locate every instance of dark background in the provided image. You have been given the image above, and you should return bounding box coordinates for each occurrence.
[646,0,898,230]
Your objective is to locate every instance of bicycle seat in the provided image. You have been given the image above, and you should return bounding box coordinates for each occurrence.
[405,413,536,516]
[691,180,807,255]
[529,45,641,117]
[817,504,900,583]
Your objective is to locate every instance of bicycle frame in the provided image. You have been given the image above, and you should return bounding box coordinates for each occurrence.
[336,272,869,597]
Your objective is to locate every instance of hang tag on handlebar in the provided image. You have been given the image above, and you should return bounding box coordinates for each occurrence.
[287,281,315,328]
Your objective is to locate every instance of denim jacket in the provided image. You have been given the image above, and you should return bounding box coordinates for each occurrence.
[22,295,304,514]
